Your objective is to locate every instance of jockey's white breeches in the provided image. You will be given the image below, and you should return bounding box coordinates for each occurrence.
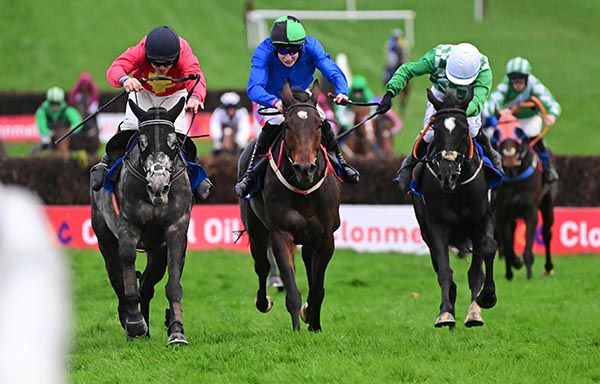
[519,115,543,138]
[120,89,188,134]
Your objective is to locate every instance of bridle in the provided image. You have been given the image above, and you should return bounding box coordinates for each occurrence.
[124,119,187,187]
[426,108,482,186]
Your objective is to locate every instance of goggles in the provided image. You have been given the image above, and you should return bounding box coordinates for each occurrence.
[274,45,302,55]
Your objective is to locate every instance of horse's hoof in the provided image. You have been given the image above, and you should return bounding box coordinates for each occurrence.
[464,302,484,327]
[476,292,497,309]
[268,276,284,292]
[125,318,148,338]
[434,312,456,328]
[544,269,555,276]
[512,257,523,269]
[255,296,273,313]
[300,303,310,324]
[167,332,188,346]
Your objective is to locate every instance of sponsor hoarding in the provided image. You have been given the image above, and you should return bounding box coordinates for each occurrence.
[44,205,600,255]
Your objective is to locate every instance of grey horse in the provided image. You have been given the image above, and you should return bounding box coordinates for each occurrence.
[91,98,193,345]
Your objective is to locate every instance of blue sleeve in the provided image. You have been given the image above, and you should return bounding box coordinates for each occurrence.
[247,40,279,107]
[309,38,348,95]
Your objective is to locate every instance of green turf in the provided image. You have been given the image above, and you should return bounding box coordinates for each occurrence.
[1,1,598,155]
[67,248,600,383]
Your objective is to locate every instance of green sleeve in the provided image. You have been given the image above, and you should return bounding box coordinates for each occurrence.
[466,66,492,117]
[385,47,437,97]
[65,106,82,128]
[486,77,510,116]
[35,105,51,137]
[531,80,561,117]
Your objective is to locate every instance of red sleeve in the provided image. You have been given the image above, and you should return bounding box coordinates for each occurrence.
[106,38,146,88]
[177,38,207,102]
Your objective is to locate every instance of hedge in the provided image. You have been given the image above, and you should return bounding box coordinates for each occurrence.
[0,154,598,207]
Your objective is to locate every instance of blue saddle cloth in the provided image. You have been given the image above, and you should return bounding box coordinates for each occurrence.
[409,143,503,196]
[102,150,207,194]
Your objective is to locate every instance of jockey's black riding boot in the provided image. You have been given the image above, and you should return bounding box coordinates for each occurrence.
[321,119,359,184]
[235,122,279,197]
[90,154,112,191]
[476,131,503,172]
[532,139,559,183]
[396,142,425,195]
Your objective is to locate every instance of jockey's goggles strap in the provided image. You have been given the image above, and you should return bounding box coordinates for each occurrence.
[139,119,175,129]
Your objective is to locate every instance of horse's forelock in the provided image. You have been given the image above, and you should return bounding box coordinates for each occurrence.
[291,88,311,103]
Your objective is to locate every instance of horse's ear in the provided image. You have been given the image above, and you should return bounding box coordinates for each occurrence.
[281,81,294,107]
[165,98,186,123]
[459,88,474,111]
[426,88,443,110]
[128,99,148,121]
[310,79,320,105]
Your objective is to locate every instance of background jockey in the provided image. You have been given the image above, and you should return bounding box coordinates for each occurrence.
[487,57,561,182]
[383,28,411,112]
[377,43,502,194]
[209,91,251,153]
[335,75,376,133]
[236,15,359,197]
[35,86,82,150]
[89,25,213,200]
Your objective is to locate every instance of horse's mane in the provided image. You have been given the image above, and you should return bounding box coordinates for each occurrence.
[442,88,461,108]
[291,87,312,103]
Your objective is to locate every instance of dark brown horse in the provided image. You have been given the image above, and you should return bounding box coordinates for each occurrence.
[237,81,341,331]
[494,109,557,279]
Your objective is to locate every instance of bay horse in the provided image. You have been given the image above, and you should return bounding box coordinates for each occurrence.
[412,88,497,328]
[494,109,557,280]
[91,98,193,345]
[238,81,341,331]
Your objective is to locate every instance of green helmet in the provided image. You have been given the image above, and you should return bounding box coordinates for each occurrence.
[46,86,65,103]
[270,15,306,46]
[506,57,532,76]
[350,75,368,91]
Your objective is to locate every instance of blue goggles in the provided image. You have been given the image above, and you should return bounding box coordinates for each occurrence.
[274,45,302,55]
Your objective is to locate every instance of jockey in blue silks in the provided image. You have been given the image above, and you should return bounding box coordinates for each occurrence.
[235,15,359,197]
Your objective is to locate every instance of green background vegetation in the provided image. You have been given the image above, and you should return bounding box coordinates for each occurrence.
[69,249,600,383]
[1,0,599,154]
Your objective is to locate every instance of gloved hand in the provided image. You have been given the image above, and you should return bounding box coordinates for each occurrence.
[40,135,51,144]
[376,91,393,114]
[543,114,556,126]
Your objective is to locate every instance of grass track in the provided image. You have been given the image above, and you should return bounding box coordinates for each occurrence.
[69,249,600,383]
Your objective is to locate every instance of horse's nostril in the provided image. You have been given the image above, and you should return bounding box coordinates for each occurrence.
[292,164,302,173]
[309,164,317,173]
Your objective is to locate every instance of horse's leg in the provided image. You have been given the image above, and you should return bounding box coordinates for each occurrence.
[164,225,189,345]
[243,201,272,312]
[96,231,127,329]
[498,218,514,280]
[465,243,485,327]
[523,208,539,279]
[139,246,168,337]
[474,210,498,309]
[427,224,455,328]
[540,194,555,275]
[119,221,147,338]
[303,236,335,332]
[271,230,302,331]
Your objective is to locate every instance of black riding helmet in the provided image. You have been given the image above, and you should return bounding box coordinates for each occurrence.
[145,26,180,64]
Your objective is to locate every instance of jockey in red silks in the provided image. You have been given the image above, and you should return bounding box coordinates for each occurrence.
[90,25,213,201]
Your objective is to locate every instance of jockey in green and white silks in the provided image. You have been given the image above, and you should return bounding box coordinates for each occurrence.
[376,43,501,194]
[487,57,561,182]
